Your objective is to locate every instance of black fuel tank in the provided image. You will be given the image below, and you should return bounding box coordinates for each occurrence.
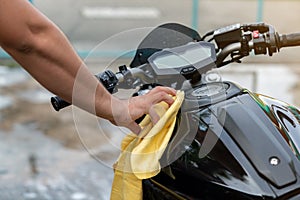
[144,81,300,200]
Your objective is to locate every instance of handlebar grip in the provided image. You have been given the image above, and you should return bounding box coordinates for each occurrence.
[50,69,119,112]
[51,96,71,111]
[279,33,300,48]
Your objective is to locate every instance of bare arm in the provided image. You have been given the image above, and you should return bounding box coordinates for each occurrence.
[0,0,176,134]
[0,0,95,104]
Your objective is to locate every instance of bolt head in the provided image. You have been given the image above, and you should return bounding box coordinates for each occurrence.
[269,157,280,166]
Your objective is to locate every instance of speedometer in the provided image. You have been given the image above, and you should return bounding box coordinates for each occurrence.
[147,42,216,80]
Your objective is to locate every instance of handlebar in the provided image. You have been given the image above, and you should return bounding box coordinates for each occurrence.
[216,42,243,67]
[51,96,70,111]
[214,23,300,67]
[51,69,119,111]
[279,33,300,48]
[50,65,154,111]
[51,23,300,111]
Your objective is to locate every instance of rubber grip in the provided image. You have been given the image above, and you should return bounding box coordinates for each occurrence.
[51,96,71,111]
[280,33,300,48]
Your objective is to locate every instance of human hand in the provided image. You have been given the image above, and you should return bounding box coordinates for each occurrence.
[110,86,176,134]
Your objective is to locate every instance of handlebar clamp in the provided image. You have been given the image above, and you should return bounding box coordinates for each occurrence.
[95,70,119,94]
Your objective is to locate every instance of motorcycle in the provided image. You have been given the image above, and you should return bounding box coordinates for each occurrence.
[51,22,300,199]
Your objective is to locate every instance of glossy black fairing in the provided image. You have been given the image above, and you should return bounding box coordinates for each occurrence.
[143,81,300,200]
[252,94,300,159]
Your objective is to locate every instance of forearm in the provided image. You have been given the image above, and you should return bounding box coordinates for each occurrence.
[5,25,115,119]
[3,24,81,102]
[0,0,114,119]
[0,0,177,134]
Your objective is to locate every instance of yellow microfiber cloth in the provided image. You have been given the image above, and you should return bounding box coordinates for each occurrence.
[110,91,184,200]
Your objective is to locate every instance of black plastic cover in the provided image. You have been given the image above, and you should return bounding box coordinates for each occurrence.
[218,102,297,188]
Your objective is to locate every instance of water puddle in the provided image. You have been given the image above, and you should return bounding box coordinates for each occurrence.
[0,66,29,87]
[0,66,28,111]
[0,95,13,110]
[18,89,53,104]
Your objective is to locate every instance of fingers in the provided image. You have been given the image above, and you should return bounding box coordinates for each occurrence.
[151,86,176,96]
[109,110,142,135]
[128,122,142,135]
[142,86,177,125]
[111,86,176,135]
[149,106,160,124]
[146,86,176,106]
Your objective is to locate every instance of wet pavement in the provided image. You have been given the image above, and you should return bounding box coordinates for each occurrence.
[0,123,113,200]
[0,66,118,200]
[0,66,29,110]
[0,95,12,110]
[0,66,29,87]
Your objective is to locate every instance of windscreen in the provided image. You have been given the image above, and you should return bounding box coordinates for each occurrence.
[130,23,201,68]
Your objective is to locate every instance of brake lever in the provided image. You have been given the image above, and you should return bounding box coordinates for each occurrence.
[242,23,270,33]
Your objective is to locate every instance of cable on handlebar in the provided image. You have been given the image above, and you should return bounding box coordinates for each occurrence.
[215,42,242,67]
